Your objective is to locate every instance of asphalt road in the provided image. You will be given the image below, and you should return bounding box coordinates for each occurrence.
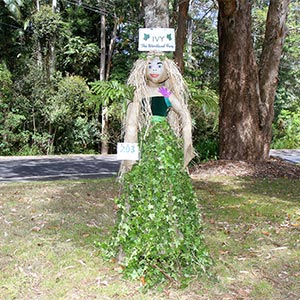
[0,155,121,183]
[0,150,299,183]
[269,149,300,164]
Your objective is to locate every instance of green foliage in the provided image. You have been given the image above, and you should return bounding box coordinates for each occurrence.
[2,63,100,155]
[0,112,29,155]
[62,36,99,78]
[272,109,300,149]
[72,117,100,154]
[0,63,13,99]
[186,3,219,90]
[99,121,212,287]
[184,4,220,162]
[88,79,134,152]
[188,81,219,117]
[252,4,268,58]
[194,138,219,162]
[275,1,300,115]
[47,75,100,153]
[32,5,63,46]
[187,80,219,162]
[89,79,134,121]
[1,0,300,156]
[0,64,25,155]
[90,80,133,106]
[252,2,300,136]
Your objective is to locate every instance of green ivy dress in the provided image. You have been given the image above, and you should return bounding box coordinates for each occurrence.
[102,96,211,286]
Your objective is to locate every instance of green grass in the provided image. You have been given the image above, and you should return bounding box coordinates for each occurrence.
[0,176,299,299]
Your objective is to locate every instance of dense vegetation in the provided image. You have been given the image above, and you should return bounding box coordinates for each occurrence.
[0,0,299,158]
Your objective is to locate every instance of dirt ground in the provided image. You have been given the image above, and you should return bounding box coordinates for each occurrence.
[190,157,300,179]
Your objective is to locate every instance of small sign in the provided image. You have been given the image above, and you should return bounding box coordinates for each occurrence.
[117,143,139,160]
[138,28,175,52]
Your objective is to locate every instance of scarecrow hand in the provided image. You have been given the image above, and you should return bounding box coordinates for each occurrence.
[158,87,171,98]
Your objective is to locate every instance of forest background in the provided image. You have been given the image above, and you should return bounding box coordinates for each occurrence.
[0,0,299,162]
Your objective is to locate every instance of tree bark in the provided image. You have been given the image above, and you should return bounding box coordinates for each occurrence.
[218,0,289,160]
[99,13,109,155]
[100,14,106,81]
[143,0,169,27]
[106,17,119,80]
[174,0,189,73]
[258,0,289,158]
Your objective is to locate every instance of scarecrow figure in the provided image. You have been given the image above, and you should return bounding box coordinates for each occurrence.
[102,53,210,286]
[120,53,194,174]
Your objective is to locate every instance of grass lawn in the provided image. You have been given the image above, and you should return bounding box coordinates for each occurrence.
[0,176,299,299]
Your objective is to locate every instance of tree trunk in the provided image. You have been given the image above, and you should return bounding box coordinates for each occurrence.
[50,0,56,78]
[99,14,106,81]
[143,0,169,27]
[186,7,193,66]
[218,0,289,160]
[105,17,119,80]
[99,13,109,155]
[174,0,189,73]
[258,0,290,158]
[36,1,42,67]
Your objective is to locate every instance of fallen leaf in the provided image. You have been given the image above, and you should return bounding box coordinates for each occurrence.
[96,277,109,286]
[77,260,86,266]
[31,226,41,232]
[262,231,271,236]
[140,276,146,286]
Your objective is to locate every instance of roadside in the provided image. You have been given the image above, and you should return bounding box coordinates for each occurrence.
[0,150,299,183]
[269,149,300,164]
[0,154,120,182]
[191,149,300,179]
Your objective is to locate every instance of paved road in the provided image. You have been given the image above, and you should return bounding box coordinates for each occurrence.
[0,150,298,183]
[0,155,121,183]
[269,149,300,164]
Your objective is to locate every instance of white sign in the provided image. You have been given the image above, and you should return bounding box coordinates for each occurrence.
[117,143,140,160]
[138,28,175,52]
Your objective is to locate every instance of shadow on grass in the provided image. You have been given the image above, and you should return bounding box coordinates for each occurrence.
[35,178,120,247]
[1,176,299,300]
[192,176,300,300]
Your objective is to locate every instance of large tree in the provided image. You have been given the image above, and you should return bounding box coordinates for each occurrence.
[218,0,290,160]
[174,0,190,73]
[143,0,169,27]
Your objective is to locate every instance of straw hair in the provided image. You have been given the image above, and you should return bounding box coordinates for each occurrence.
[127,54,190,136]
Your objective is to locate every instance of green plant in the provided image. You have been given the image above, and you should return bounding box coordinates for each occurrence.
[99,120,212,288]
[32,5,63,48]
[194,138,219,162]
[89,80,133,111]
[186,81,219,162]
[89,80,134,152]
[272,109,300,149]
[0,112,29,155]
[62,36,99,77]
[0,63,13,99]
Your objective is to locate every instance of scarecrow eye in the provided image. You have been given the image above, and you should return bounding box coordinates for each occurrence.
[157,62,163,69]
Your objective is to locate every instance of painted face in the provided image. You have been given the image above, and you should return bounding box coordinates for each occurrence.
[146,57,167,84]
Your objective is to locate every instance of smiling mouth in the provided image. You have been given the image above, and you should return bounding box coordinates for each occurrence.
[150,74,160,78]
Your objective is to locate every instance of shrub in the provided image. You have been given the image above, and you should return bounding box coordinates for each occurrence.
[272,109,300,149]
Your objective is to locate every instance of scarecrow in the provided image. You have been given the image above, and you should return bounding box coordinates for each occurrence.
[102,53,211,285]
[120,53,194,174]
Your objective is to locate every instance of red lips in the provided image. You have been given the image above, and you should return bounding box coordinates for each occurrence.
[150,74,159,78]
